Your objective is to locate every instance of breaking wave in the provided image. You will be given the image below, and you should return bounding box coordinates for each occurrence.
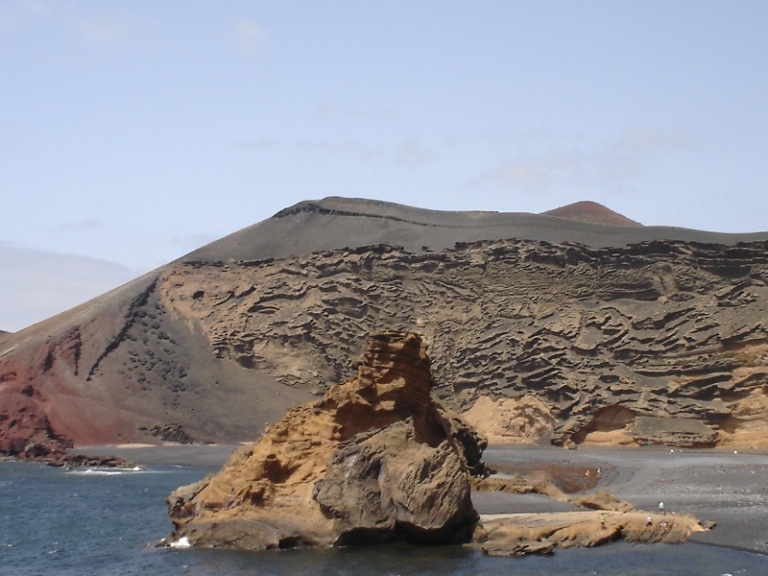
[67,466,147,476]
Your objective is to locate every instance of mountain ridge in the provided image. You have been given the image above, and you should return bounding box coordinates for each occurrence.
[184,197,768,265]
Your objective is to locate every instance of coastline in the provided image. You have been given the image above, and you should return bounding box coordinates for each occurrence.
[480,444,768,554]
[72,442,768,554]
[71,443,240,468]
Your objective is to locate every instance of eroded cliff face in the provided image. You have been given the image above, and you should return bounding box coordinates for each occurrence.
[166,332,486,549]
[161,239,768,449]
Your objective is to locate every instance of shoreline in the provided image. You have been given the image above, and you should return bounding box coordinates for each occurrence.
[72,440,768,465]
[68,442,768,554]
[480,444,768,554]
[70,443,240,468]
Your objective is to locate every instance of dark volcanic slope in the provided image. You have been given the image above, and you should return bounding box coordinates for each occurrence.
[3,197,768,450]
[185,197,768,263]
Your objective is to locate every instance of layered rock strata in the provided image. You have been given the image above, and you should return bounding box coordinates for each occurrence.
[165,332,487,549]
[164,238,768,448]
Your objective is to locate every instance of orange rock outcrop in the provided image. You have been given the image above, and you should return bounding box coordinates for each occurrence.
[166,332,487,549]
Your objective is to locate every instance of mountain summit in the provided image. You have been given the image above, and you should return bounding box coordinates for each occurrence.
[542,201,643,227]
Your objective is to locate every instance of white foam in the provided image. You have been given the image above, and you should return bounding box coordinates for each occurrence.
[68,467,146,476]
[78,469,124,476]
[169,536,191,549]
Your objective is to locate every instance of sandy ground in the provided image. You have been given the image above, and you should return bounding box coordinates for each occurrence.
[76,442,768,553]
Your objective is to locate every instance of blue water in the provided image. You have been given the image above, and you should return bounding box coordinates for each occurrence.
[1,462,766,576]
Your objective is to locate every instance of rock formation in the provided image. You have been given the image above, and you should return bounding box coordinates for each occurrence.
[476,510,708,556]
[165,330,711,555]
[0,382,68,456]
[0,381,135,466]
[165,332,487,549]
[3,197,768,450]
[470,463,709,556]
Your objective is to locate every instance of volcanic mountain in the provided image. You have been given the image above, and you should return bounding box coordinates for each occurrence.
[3,197,768,454]
[541,201,643,227]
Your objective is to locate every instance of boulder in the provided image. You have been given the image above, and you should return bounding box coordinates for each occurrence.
[313,420,475,544]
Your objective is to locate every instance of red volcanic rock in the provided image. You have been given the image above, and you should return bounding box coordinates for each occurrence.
[0,361,136,467]
[542,201,643,227]
[0,381,70,455]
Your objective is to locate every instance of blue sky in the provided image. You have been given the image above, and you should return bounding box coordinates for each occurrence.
[2,0,768,331]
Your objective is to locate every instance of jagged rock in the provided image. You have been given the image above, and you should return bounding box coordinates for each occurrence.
[164,329,711,555]
[313,420,476,545]
[165,332,485,550]
[3,435,135,468]
[22,442,137,468]
[149,423,193,444]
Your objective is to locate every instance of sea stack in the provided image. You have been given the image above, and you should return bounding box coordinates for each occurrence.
[165,331,488,550]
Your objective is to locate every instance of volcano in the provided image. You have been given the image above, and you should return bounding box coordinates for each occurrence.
[3,197,768,454]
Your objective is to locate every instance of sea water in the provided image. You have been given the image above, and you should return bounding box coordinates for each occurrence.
[0,462,765,576]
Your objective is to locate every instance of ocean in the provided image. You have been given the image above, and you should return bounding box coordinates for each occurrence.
[1,461,766,576]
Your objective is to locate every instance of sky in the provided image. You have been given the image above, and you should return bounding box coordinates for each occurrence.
[2,0,768,332]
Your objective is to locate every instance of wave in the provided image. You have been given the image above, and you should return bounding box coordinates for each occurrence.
[168,536,191,549]
[67,466,148,476]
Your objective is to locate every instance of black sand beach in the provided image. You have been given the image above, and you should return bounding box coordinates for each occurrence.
[73,443,239,468]
[479,445,768,554]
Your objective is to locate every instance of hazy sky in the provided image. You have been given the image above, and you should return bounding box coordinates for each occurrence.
[2,1,768,332]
